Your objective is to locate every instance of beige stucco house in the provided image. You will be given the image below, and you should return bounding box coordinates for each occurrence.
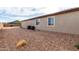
[21,7,79,34]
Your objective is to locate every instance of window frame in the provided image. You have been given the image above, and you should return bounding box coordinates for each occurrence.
[47,17,55,26]
[36,19,40,25]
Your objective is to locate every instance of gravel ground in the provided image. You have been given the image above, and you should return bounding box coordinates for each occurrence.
[0,27,79,51]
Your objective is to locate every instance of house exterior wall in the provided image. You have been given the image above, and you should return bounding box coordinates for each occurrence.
[54,11,79,34]
[21,11,79,34]
[21,20,32,28]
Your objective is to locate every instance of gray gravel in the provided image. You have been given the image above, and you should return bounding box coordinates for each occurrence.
[0,27,79,51]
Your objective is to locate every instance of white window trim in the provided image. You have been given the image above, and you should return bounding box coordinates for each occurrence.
[47,16,55,27]
[36,19,41,25]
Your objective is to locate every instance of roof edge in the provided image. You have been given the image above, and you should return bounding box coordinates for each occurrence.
[22,7,79,22]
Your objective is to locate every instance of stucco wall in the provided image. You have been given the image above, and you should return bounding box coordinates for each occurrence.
[54,11,79,34]
[21,20,32,28]
[35,11,79,34]
[21,11,79,34]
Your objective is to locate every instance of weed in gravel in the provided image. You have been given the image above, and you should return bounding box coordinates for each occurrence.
[74,44,79,49]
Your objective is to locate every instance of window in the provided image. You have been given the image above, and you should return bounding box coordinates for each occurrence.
[48,17,55,25]
[36,19,40,25]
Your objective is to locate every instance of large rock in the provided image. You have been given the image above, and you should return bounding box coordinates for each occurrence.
[16,40,27,48]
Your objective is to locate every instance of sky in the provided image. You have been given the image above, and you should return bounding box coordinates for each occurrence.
[0,0,79,22]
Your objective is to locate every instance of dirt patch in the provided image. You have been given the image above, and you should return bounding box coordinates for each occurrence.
[0,27,79,51]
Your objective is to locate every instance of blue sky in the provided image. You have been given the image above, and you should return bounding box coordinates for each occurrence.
[0,0,79,22]
[0,7,46,22]
[0,7,73,22]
